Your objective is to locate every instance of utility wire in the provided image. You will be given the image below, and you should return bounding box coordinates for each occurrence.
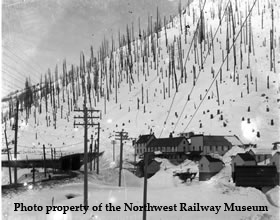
[159,0,207,137]
[183,0,258,132]
[173,0,231,132]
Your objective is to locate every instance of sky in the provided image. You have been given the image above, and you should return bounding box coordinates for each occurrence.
[2,0,190,97]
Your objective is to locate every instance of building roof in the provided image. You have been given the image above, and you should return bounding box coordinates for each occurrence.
[147,137,187,148]
[136,134,155,144]
[236,153,256,161]
[203,155,223,163]
[224,135,244,146]
[203,136,232,146]
[199,135,243,146]
[248,148,273,155]
[272,152,280,157]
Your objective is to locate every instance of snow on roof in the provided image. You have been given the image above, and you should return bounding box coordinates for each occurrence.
[248,148,273,155]
[224,135,244,146]
[222,146,245,164]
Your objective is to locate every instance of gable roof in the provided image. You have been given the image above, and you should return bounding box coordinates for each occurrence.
[203,155,223,163]
[147,137,187,149]
[236,153,256,161]
[136,134,155,144]
[224,135,244,146]
[202,135,243,146]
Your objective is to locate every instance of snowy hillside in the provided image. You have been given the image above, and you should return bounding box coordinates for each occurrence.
[1,0,280,219]
[2,0,279,162]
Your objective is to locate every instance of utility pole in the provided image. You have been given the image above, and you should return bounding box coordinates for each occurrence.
[93,140,96,171]
[143,152,154,220]
[74,104,101,207]
[90,134,93,171]
[32,164,35,185]
[4,129,12,185]
[111,140,116,161]
[115,130,128,187]
[13,100,19,186]
[96,122,100,175]
[43,144,46,177]
[133,139,137,166]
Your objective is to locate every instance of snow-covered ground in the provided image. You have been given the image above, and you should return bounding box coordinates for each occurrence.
[2,160,280,220]
[1,0,280,219]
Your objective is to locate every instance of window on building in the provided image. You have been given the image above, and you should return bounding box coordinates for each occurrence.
[193,146,195,151]
[216,146,218,151]
[199,146,201,151]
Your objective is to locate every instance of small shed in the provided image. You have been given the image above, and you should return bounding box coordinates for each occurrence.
[235,166,278,189]
[231,153,256,172]
[270,152,280,185]
[199,155,224,181]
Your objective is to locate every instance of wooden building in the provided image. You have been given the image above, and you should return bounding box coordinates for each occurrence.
[189,135,243,156]
[135,134,155,156]
[145,137,189,163]
[270,152,280,185]
[248,149,273,164]
[234,166,278,189]
[199,155,224,181]
[231,153,256,177]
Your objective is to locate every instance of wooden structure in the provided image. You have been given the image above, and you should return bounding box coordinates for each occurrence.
[2,152,103,171]
[248,149,273,164]
[270,152,280,185]
[135,134,155,155]
[199,155,224,181]
[135,159,161,178]
[189,135,243,156]
[234,165,278,189]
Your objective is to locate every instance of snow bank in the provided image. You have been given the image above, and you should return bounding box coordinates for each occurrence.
[266,186,280,207]
[174,159,198,173]
[154,158,176,171]
[148,169,181,188]
[122,169,143,187]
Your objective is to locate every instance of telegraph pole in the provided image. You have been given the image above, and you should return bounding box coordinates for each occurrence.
[111,140,116,161]
[43,144,46,177]
[96,122,100,175]
[4,129,12,185]
[90,134,93,171]
[13,100,19,186]
[115,130,128,187]
[143,152,154,220]
[74,104,101,207]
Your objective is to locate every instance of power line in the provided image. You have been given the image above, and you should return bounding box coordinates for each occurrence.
[3,48,43,77]
[173,0,231,132]
[183,0,258,132]
[159,0,207,137]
